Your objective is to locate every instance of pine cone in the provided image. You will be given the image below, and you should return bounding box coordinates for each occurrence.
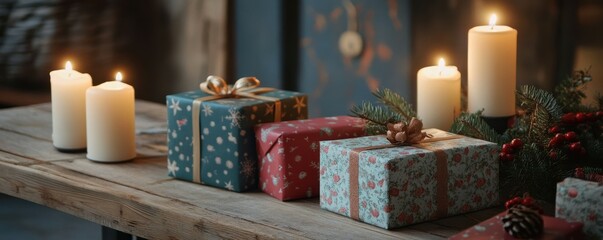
[386,122,407,144]
[386,118,428,145]
[502,205,544,239]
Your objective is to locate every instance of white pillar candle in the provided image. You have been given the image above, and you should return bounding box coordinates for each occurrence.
[417,58,461,130]
[50,61,92,151]
[468,14,517,117]
[86,72,136,162]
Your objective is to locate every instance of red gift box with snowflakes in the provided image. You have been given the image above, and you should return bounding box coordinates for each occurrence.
[449,212,585,239]
[254,116,366,201]
[320,129,499,229]
[556,177,603,238]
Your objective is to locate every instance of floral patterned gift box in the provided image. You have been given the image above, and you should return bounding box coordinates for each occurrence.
[166,77,307,192]
[556,177,603,238]
[319,129,499,229]
[255,116,366,201]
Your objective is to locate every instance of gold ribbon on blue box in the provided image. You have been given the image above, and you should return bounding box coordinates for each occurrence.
[166,75,307,192]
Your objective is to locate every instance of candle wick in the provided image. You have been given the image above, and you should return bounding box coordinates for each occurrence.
[439,71,442,76]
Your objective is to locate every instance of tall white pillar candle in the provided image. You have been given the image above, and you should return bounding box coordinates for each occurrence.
[468,14,517,117]
[417,58,461,130]
[86,72,136,162]
[50,61,92,151]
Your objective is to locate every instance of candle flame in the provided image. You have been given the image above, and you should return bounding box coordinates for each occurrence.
[115,72,123,82]
[489,14,497,28]
[65,61,73,71]
[438,58,445,67]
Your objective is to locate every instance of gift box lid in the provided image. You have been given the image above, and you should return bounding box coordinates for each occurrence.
[255,116,365,154]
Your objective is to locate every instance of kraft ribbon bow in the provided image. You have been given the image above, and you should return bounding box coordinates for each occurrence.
[200,75,263,96]
[191,76,281,183]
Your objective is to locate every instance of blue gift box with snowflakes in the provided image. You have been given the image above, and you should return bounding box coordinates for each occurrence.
[166,89,307,192]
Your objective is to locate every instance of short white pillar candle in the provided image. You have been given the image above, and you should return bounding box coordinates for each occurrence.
[50,61,92,151]
[86,72,136,162]
[417,58,461,130]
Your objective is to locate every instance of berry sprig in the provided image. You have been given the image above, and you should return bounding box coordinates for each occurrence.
[547,130,586,159]
[499,138,523,162]
[504,194,543,214]
[560,111,603,125]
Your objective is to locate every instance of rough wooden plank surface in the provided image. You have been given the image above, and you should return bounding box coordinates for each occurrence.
[0,101,499,239]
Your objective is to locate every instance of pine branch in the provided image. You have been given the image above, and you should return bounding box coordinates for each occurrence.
[350,101,402,130]
[372,88,416,122]
[501,143,569,202]
[554,69,593,112]
[517,85,563,144]
[450,112,501,144]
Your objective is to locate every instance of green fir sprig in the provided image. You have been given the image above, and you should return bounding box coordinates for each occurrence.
[516,85,563,144]
[350,89,416,135]
[450,111,501,144]
[554,69,592,112]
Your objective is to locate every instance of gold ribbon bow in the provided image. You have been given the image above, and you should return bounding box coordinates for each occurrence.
[191,76,281,183]
[200,75,262,96]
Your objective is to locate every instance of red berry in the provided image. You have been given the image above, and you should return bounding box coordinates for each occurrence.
[575,113,587,123]
[561,113,576,124]
[549,151,558,159]
[586,113,595,121]
[505,153,514,162]
[510,138,524,149]
[564,131,577,141]
[596,111,603,119]
[548,135,564,148]
[507,117,516,128]
[569,142,582,153]
[505,197,522,209]
[505,201,513,209]
[502,143,514,154]
[575,168,585,178]
[499,152,507,161]
[521,197,533,206]
[549,126,562,134]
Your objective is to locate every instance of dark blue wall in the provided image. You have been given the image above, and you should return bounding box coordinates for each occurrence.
[234,0,283,89]
[235,0,413,117]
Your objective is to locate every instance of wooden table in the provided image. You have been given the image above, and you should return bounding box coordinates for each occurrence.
[0,101,500,239]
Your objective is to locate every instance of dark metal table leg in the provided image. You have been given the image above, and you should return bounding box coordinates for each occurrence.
[102,226,132,240]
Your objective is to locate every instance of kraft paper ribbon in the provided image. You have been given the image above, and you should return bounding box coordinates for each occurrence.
[191,76,282,183]
[348,134,460,221]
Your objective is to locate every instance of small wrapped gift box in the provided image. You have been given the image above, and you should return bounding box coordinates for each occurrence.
[556,177,603,238]
[166,77,308,192]
[320,129,499,229]
[449,212,585,239]
[254,116,366,201]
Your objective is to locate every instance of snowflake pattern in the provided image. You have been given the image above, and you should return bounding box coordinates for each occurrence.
[224,181,235,191]
[202,104,213,116]
[225,108,244,128]
[167,159,180,176]
[241,158,256,179]
[169,98,182,116]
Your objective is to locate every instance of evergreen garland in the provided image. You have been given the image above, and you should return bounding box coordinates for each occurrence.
[352,69,603,204]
